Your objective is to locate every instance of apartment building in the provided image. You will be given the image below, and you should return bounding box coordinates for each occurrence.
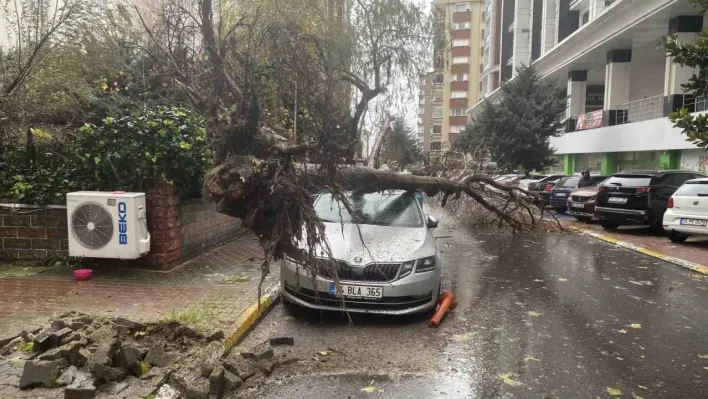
[469,0,708,175]
[418,0,485,152]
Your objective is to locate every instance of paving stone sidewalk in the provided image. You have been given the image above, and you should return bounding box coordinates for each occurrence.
[0,232,273,337]
[566,220,708,267]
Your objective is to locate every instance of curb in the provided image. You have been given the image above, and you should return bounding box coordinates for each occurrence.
[580,229,708,276]
[223,281,280,352]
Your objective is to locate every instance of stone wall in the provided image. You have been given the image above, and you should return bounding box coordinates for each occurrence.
[0,184,244,268]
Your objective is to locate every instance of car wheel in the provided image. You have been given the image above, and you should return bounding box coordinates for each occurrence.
[575,216,591,223]
[601,221,619,230]
[554,208,567,215]
[668,230,689,243]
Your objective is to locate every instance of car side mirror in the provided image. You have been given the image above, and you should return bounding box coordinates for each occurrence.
[426,215,439,229]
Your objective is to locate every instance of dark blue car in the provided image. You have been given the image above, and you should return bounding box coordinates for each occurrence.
[550,176,608,214]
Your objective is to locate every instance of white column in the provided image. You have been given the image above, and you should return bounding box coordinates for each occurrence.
[567,71,587,119]
[540,0,557,56]
[513,0,531,75]
[604,50,632,110]
[664,16,703,96]
[589,0,607,20]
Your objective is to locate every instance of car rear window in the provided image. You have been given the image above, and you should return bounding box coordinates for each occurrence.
[604,175,653,187]
[674,181,708,196]
[557,177,580,188]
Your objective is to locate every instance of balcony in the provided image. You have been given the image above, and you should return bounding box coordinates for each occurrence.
[612,95,664,125]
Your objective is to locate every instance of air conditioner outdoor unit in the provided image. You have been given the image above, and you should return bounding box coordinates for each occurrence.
[66,191,150,259]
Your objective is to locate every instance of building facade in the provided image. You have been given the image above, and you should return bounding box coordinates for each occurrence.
[468,0,708,175]
[418,0,485,152]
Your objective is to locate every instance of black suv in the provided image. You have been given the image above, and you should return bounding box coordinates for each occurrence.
[595,170,707,233]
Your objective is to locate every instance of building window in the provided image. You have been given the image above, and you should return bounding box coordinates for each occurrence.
[433,125,442,134]
[450,125,465,134]
[431,142,442,151]
[454,22,470,30]
[451,108,466,116]
[433,74,444,84]
[451,91,467,99]
[453,38,470,47]
[452,73,468,82]
[582,11,590,25]
[452,56,469,64]
[433,108,443,119]
[455,3,471,12]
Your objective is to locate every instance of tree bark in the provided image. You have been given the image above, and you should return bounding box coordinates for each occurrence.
[366,113,390,168]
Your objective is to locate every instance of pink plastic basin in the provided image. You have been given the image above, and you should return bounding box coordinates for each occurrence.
[73,269,93,281]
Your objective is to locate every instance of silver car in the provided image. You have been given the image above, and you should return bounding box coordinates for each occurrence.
[281,190,441,315]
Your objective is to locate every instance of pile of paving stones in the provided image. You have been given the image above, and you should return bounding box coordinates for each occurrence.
[0,311,298,399]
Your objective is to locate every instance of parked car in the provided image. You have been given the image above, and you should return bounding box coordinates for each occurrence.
[550,175,609,214]
[281,190,441,315]
[566,177,611,221]
[595,170,706,233]
[519,175,548,190]
[662,178,708,242]
[530,175,567,202]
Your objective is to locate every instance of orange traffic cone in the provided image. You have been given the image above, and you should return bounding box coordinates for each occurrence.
[429,290,457,327]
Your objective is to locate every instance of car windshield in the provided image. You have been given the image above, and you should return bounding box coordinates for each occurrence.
[314,192,424,228]
[604,175,653,187]
[558,177,580,188]
[674,181,708,197]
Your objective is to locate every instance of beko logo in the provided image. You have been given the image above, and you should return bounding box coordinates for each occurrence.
[118,202,127,245]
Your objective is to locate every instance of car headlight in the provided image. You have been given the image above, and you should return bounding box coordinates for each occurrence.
[415,256,436,273]
[399,261,415,278]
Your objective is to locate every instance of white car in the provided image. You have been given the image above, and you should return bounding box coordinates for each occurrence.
[663,178,708,243]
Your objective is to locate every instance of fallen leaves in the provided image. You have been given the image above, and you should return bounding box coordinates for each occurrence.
[527,311,542,317]
[524,355,540,362]
[628,323,642,329]
[698,354,708,359]
[451,332,477,342]
[219,275,250,283]
[499,373,524,387]
[632,393,644,399]
[557,278,568,282]
[617,329,627,334]
[606,387,623,396]
[361,386,384,393]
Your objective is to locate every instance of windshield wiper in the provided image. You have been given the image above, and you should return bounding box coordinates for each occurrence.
[698,193,708,197]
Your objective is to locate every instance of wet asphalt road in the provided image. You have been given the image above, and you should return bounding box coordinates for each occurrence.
[235,218,708,399]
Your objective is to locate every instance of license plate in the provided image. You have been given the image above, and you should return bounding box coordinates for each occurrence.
[555,193,566,197]
[608,197,628,204]
[680,218,707,226]
[329,283,383,298]
[572,203,585,208]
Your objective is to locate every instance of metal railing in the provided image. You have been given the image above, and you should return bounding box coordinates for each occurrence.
[613,95,664,125]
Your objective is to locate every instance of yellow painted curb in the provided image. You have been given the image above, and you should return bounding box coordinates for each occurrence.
[223,282,280,351]
[581,230,708,276]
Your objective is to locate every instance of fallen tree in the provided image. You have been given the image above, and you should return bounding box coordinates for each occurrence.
[133,0,547,287]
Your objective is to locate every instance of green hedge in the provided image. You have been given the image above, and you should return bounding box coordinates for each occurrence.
[0,106,212,204]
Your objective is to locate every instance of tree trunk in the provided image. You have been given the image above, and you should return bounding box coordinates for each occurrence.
[366,113,390,168]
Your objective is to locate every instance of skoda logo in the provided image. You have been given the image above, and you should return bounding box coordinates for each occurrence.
[353,256,363,264]
[695,201,700,206]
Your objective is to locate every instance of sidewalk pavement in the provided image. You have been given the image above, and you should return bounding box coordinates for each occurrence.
[565,220,708,273]
[0,232,274,337]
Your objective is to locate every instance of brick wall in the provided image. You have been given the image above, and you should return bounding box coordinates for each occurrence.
[0,184,245,268]
[0,207,69,262]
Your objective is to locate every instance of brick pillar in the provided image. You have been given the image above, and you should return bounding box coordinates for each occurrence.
[145,183,181,268]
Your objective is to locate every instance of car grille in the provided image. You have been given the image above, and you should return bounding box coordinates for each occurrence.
[285,286,434,311]
[571,195,592,203]
[316,260,401,282]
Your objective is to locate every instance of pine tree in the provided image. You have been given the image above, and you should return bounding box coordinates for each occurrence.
[455,65,566,171]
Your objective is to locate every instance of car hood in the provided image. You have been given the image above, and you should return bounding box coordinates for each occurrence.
[571,186,600,196]
[311,222,433,264]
